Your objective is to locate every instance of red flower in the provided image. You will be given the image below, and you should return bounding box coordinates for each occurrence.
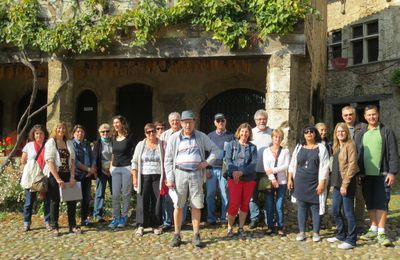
[5,136,12,145]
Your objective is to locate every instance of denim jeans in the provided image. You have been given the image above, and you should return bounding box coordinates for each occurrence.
[79,177,92,222]
[206,167,228,223]
[23,189,50,225]
[264,184,287,229]
[162,193,174,227]
[111,166,132,218]
[332,187,357,246]
[93,174,112,219]
[297,199,320,233]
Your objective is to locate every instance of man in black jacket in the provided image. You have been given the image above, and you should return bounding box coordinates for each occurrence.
[355,105,398,246]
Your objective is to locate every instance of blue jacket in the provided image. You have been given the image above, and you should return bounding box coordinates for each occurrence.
[225,140,257,181]
[73,139,95,180]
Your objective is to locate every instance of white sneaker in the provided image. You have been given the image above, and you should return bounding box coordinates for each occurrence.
[296,233,306,241]
[327,237,341,243]
[312,234,321,242]
[338,242,355,250]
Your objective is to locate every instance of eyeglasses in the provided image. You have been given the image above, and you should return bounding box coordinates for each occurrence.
[146,129,157,134]
[156,127,164,131]
[100,130,110,133]
[304,130,314,134]
[216,119,225,123]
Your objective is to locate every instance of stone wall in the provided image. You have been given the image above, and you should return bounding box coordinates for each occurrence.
[326,0,400,151]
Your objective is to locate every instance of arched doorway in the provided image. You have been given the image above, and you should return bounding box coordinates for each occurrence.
[76,90,98,141]
[200,88,265,134]
[17,90,47,136]
[117,84,152,145]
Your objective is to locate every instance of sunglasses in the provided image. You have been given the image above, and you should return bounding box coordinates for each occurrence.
[216,119,225,123]
[146,129,157,134]
[304,130,314,134]
[156,127,164,130]
[100,130,110,133]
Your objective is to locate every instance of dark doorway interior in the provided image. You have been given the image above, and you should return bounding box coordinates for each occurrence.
[332,100,380,127]
[76,90,98,142]
[118,84,152,145]
[200,88,265,134]
[0,100,3,137]
[17,90,47,138]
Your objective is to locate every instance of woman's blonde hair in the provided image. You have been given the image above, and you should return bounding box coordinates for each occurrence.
[332,122,350,154]
[50,122,69,142]
[272,128,284,139]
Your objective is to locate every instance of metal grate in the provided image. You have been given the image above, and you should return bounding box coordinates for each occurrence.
[200,88,265,134]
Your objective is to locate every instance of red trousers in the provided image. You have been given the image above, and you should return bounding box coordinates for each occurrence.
[227,179,256,216]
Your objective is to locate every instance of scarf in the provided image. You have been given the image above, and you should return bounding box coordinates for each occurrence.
[34,141,45,170]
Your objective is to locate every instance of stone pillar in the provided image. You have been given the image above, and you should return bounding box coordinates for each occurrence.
[266,53,292,146]
[47,60,74,132]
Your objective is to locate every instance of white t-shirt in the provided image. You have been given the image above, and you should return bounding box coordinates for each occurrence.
[22,142,40,160]
[251,127,273,172]
[263,147,290,184]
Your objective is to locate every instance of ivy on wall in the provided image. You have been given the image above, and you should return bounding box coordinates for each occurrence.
[0,0,319,54]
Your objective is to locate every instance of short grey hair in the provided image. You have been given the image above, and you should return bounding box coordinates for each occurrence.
[98,123,111,132]
[315,122,327,130]
[254,109,268,120]
[168,112,181,121]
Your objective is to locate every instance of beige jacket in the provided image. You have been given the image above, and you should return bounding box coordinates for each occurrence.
[335,140,359,190]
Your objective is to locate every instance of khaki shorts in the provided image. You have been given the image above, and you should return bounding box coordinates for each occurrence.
[174,169,204,209]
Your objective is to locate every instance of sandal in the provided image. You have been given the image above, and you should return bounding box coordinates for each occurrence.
[135,227,144,236]
[70,227,82,235]
[153,227,163,235]
[278,230,285,236]
[52,229,59,237]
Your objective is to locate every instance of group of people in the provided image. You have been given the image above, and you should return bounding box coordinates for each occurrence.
[20,105,398,249]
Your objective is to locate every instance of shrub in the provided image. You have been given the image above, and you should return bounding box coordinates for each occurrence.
[0,164,24,211]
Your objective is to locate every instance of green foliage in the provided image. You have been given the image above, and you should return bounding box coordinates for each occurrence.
[0,164,24,211]
[391,68,400,87]
[0,0,318,54]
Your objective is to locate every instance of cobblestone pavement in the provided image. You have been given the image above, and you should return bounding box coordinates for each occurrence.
[1,208,399,260]
[1,182,400,260]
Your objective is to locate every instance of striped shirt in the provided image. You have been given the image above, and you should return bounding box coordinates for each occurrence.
[175,133,201,171]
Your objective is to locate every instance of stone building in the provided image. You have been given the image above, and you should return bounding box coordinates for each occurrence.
[326,0,400,150]
[0,1,327,146]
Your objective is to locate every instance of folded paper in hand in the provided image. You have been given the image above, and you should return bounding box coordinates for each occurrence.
[59,182,82,202]
[168,188,178,207]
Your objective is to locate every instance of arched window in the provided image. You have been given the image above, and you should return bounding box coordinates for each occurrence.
[200,88,265,134]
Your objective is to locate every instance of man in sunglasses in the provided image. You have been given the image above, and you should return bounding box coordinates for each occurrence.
[206,113,234,226]
[165,110,220,248]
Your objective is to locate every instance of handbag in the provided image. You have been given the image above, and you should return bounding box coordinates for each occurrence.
[30,144,48,193]
[258,146,282,191]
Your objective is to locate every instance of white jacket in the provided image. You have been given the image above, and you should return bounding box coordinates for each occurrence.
[43,138,75,177]
[288,143,330,215]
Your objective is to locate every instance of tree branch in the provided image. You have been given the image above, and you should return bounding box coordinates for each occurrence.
[0,57,70,174]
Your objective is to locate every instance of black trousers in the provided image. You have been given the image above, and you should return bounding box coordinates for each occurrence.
[48,172,77,229]
[136,174,162,228]
[79,177,92,222]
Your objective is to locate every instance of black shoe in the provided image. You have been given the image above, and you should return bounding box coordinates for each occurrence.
[205,221,217,227]
[81,219,91,227]
[192,233,203,247]
[161,225,173,231]
[249,220,258,229]
[170,234,182,247]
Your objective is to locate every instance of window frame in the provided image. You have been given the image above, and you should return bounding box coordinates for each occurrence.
[350,20,379,65]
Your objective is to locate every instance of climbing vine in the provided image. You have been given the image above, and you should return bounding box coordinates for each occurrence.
[0,0,319,53]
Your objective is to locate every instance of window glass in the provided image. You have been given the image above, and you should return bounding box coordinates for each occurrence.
[332,31,342,43]
[367,21,378,35]
[352,25,363,38]
[367,38,379,62]
[353,40,363,64]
